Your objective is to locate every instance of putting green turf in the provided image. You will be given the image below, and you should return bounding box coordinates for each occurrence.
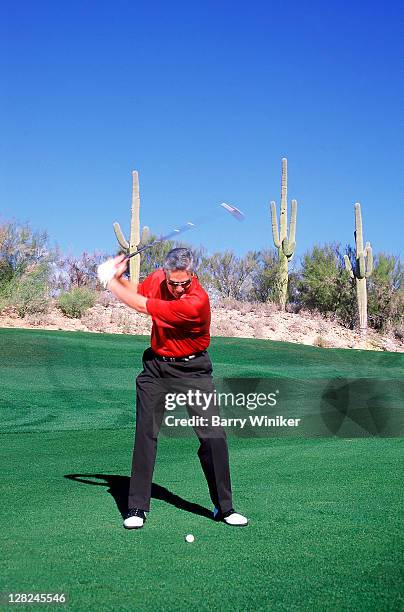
[0,329,403,611]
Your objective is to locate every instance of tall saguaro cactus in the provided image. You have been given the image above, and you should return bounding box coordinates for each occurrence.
[344,202,373,336]
[270,158,297,309]
[113,170,149,284]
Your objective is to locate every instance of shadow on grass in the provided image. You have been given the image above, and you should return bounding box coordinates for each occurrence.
[64,473,214,520]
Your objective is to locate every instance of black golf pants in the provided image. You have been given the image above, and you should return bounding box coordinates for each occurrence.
[127,348,233,513]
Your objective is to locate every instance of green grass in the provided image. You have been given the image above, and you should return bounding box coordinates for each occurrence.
[0,329,403,611]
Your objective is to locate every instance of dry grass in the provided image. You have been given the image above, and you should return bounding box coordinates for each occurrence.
[313,335,333,349]
[216,298,281,316]
[210,318,236,337]
[24,312,51,327]
[81,310,109,333]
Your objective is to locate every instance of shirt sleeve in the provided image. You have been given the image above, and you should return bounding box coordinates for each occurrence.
[146,295,207,329]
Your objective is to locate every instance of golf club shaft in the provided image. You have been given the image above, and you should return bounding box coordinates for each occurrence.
[124,203,244,261]
[124,222,195,260]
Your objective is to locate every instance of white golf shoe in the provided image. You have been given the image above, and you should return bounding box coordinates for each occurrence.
[213,507,249,526]
[123,508,146,529]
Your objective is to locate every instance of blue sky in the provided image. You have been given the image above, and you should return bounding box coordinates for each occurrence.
[1,0,403,263]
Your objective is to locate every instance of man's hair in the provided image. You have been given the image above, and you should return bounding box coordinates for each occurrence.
[163,248,194,272]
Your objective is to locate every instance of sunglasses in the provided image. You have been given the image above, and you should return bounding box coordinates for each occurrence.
[166,278,193,288]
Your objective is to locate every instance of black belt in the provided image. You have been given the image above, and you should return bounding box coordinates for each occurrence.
[154,350,207,363]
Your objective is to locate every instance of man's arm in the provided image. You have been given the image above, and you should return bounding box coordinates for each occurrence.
[116,276,138,294]
[108,276,149,314]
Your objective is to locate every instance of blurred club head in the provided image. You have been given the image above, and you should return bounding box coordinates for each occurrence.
[220,202,245,221]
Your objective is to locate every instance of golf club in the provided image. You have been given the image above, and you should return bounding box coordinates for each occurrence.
[124,203,244,261]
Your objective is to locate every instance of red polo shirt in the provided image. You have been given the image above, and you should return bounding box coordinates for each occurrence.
[138,269,211,357]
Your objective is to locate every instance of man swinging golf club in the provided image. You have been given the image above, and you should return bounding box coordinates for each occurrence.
[98,247,248,529]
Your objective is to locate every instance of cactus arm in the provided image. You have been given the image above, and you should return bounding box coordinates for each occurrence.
[344,254,354,279]
[279,158,288,241]
[113,222,129,251]
[354,202,364,254]
[140,226,150,245]
[270,201,281,247]
[282,198,297,258]
[289,199,297,245]
[365,242,373,278]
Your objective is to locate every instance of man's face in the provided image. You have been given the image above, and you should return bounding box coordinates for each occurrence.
[165,269,193,299]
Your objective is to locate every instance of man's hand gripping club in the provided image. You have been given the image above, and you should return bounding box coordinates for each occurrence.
[97,255,148,314]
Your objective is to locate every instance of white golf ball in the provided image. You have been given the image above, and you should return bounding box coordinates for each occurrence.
[185,534,195,543]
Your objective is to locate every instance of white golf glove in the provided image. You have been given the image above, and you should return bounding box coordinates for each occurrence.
[97,259,118,289]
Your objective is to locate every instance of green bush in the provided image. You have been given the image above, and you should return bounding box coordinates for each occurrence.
[249,249,281,303]
[7,265,50,318]
[58,287,97,318]
[0,256,13,286]
[0,289,9,314]
[367,253,403,332]
[0,221,57,315]
[247,249,299,306]
[298,244,356,327]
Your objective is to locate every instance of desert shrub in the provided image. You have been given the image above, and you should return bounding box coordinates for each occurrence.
[57,287,97,318]
[117,310,134,334]
[58,251,107,291]
[0,289,9,313]
[0,257,14,286]
[394,323,404,341]
[249,249,281,303]
[96,291,117,307]
[249,248,301,307]
[81,310,109,333]
[286,271,302,310]
[298,244,356,327]
[0,220,56,283]
[252,320,265,339]
[313,335,333,348]
[202,251,258,300]
[0,220,58,312]
[25,312,50,326]
[7,264,51,317]
[367,253,403,332]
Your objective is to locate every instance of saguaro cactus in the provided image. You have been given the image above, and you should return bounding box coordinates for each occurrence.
[270,158,297,309]
[344,202,373,336]
[113,170,149,284]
